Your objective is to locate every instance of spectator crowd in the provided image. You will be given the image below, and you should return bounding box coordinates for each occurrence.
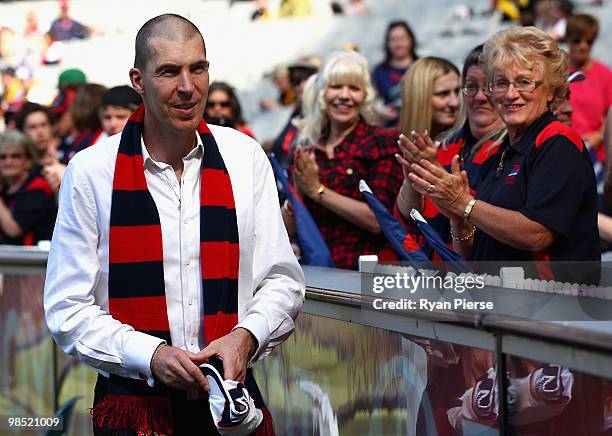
[0,0,610,284]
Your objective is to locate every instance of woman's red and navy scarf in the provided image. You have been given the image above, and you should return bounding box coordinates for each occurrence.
[92,105,272,435]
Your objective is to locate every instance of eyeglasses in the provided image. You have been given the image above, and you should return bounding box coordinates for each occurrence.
[461,83,485,97]
[206,100,230,109]
[486,78,543,96]
[0,152,26,161]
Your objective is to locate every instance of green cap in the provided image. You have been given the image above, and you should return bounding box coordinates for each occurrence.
[58,68,87,87]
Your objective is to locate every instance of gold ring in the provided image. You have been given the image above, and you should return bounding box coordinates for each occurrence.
[426,184,435,193]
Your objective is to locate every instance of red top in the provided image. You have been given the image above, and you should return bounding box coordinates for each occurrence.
[292,118,403,269]
[569,60,612,161]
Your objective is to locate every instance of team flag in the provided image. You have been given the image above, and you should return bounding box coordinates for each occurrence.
[269,155,334,267]
[409,209,470,273]
[359,180,432,270]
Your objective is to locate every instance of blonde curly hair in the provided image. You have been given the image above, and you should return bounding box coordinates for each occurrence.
[480,26,568,109]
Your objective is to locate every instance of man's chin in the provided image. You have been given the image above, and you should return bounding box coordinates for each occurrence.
[173,116,203,131]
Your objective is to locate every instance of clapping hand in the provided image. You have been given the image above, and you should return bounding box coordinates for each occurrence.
[395,130,440,180]
[293,146,320,198]
[408,155,472,219]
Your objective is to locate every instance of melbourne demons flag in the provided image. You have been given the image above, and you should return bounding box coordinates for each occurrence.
[409,209,470,273]
[269,155,334,267]
[359,180,433,269]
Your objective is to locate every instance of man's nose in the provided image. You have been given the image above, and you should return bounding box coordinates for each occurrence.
[177,70,194,94]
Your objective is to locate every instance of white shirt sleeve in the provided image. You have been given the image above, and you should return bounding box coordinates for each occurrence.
[234,145,305,364]
[43,161,163,386]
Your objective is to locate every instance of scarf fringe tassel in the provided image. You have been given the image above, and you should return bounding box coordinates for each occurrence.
[254,407,276,436]
[91,394,173,435]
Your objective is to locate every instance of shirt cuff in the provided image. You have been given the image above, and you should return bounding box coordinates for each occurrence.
[122,330,166,387]
[234,313,270,366]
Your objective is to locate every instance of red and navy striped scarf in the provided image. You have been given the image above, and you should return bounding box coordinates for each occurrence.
[108,104,239,345]
[92,105,255,434]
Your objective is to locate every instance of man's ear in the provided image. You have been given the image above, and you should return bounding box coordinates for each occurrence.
[129,68,144,95]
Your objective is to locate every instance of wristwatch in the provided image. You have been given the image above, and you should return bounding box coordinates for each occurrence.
[316,185,326,202]
[463,198,477,219]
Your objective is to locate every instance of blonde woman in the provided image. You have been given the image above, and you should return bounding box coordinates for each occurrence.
[399,57,461,140]
[285,50,403,269]
[395,47,506,259]
[393,57,460,222]
[409,27,599,282]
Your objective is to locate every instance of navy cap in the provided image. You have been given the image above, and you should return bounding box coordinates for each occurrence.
[101,86,142,111]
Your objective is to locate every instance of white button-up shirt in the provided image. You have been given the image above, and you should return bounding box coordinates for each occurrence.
[44,125,305,386]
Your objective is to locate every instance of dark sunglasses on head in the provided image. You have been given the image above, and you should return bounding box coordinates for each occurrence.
[289,69,315,87]
[0,152,26,160]
[206,100,231,109]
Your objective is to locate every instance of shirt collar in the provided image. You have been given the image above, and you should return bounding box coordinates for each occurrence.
[507,111,555,155]
[141,132,204,167]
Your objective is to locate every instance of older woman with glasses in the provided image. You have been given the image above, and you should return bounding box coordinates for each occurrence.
[408,27,599,281]
[395,46,506,258]
[0,130,57,245]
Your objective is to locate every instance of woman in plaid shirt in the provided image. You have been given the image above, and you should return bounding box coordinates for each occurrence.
[283,50,404,269]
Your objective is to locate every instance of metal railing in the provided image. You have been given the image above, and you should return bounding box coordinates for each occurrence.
[2,246,612,435]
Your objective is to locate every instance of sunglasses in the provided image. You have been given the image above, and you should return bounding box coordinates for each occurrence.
[0,152,26,160]
[206,100,230,109]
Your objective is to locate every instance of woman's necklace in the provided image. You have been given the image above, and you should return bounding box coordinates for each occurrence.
[495,148,509,178]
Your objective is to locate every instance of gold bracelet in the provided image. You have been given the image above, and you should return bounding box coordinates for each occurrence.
[451,226,476,241]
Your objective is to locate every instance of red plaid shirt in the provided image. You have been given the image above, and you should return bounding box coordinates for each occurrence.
[293,118,403,269]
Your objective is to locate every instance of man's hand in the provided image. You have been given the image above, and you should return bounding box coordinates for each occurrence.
[191,328,257,383]
[150,345,209,391]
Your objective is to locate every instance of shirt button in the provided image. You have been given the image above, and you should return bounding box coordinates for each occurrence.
[184,217,188,224]
[188,299,193,306]
[190,338,194,345]
[185,259,190,265]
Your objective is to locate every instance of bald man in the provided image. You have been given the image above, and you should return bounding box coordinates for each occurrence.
[44,14,304,435]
